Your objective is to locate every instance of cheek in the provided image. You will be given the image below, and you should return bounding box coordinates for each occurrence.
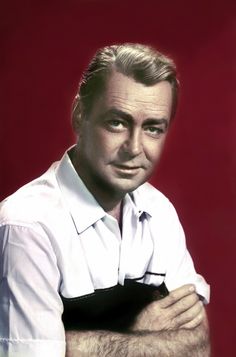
[94,130,122,154]
[144,138,166,164]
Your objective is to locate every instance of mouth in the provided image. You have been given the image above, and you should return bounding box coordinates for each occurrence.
[113,164,142,176]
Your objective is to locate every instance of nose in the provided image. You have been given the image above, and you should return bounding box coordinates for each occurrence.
[122,129,142,158]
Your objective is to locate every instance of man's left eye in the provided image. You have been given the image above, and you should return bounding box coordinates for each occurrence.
[145,126,164,136]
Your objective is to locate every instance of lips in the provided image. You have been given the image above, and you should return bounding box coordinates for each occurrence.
[112,163,142,176]
[115,164,141,170]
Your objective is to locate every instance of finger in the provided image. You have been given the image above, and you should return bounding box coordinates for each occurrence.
[160,284,196,308]
[161,293,200,324]
[179,311,204,329]
[170,292,200,317]
[172,300,204,328]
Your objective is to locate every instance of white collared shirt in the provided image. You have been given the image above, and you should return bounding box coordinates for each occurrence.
[0,149,210,357]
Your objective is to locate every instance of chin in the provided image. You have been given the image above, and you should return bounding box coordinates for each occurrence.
[111,178,146,194]
[96,168,149,195]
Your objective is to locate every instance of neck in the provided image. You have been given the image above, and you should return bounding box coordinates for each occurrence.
[106,202,123,224]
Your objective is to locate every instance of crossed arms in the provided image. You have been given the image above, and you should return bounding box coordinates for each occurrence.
[0,221,210,356]
[66,284,210,357]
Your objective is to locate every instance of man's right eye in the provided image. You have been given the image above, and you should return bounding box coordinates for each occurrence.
[106,119,126,131]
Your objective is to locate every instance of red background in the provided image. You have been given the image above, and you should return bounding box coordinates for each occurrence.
[1,1,235,355]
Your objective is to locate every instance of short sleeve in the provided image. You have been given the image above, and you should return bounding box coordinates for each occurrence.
[0,224,65,357]
[163,204,210,304]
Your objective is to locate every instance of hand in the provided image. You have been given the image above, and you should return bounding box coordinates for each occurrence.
[131,284,204,332]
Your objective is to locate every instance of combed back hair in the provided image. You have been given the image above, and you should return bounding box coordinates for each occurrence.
[73,43,179,120]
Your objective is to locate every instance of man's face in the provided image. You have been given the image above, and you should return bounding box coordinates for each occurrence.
[75,71,173,196]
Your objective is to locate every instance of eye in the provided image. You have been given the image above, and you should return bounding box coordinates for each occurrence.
[110,120,123,128]
[106,119,127,132]
[144,126,165,138]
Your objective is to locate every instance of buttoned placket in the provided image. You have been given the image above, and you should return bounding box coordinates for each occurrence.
[101,200,141,286]
[118,201,141,285]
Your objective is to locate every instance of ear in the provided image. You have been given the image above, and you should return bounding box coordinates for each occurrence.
[72,95,84,135]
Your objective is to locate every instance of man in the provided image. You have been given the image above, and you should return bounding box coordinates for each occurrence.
[0,43,210,356]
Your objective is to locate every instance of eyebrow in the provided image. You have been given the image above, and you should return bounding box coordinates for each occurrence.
[104,108,169,128]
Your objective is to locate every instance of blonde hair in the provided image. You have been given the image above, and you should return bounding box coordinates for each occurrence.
[73,43,179,120]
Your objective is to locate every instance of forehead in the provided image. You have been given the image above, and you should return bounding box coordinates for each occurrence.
[100,71,173,118]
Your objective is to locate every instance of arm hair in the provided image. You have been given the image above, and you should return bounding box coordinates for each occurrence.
[66,311,210,357]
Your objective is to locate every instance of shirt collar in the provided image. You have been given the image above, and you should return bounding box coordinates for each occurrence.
[55,149,105,234]
[130,188,153,218]
[55,148,152,233]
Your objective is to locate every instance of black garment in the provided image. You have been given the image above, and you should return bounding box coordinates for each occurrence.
[61,280,169,331]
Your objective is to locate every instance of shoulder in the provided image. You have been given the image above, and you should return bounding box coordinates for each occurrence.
[0,162,61,226]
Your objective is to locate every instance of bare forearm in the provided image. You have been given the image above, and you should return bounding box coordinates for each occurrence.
[66,286,210,357]
[139,323,210,357]
[66,323,210,357]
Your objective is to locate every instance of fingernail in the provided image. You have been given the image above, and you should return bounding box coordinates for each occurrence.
[189,285,195,292]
